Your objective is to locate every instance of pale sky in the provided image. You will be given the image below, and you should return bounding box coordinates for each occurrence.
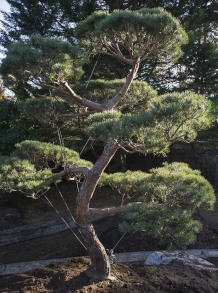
[0,0,10,20]
[0,0,10,59]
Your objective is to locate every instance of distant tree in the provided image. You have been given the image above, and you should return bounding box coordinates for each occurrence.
[0,8,215,280]
[0,0,99,47]
[0,96,79,155]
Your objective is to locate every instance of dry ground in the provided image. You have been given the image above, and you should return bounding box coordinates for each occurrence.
[1,257,218,293]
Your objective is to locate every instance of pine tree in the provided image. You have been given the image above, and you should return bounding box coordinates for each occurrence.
[0,8,215,280]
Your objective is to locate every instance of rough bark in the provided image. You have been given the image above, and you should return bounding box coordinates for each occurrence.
[74,140,119,280]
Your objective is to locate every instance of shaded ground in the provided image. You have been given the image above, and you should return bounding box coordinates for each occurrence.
[1,209,218,265]
[1,257,218,293]
[1,179,218,265]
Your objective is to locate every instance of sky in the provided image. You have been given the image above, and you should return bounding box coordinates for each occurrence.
[0,0,10,20]
[0,0,11,60]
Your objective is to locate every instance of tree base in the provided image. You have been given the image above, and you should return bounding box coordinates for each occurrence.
[85,267,116,281]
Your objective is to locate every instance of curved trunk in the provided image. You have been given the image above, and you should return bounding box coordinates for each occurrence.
[79,223,111,279]
[75,140,118,280]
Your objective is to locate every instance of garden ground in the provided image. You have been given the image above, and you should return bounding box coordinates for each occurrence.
[1,257,218,292]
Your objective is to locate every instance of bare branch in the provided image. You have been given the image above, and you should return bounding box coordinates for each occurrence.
[60,81,105,111]
[117,140,148,154]
[99,34,133,65]
[105,51,133,65]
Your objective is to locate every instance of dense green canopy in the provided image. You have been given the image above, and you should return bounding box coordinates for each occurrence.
[1,1,216,97]
[0,140,93,197]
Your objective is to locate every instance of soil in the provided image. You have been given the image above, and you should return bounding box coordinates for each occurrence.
[1,257,218,293]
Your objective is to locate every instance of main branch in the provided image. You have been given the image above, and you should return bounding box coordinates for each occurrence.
[105,57,140,110]
[60,81,105,111]
[57,57,140,113]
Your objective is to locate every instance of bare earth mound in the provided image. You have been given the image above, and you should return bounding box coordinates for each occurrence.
[0,257,218,293]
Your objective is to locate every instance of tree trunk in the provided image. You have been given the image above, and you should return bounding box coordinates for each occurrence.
[75,140,118,280]
[79,223,112,279]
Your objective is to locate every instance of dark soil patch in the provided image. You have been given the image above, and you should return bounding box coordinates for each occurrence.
[1,257,218,293]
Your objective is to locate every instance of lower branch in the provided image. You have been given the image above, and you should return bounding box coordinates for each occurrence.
[117,140,147,154]
[59,166,89,177]
[60,81,105,111]
[88,202,141,219]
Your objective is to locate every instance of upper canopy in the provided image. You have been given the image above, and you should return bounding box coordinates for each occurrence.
[76,7,188,64]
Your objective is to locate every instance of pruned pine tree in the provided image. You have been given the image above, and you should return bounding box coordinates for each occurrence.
[0,8,215,280]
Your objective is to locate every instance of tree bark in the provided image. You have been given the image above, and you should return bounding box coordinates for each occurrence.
[105,56,140,110]
[78,223,112,279]
[74,140,119,280]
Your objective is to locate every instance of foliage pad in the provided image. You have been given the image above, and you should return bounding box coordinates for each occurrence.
[0,140,93,197]
[86,91,210,154]
[120,162,215,248]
